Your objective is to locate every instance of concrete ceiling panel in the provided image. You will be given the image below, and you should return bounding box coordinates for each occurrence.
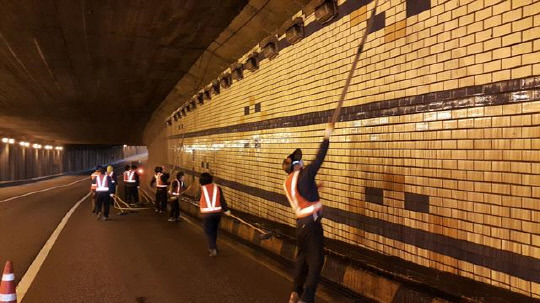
[0,0,248,144]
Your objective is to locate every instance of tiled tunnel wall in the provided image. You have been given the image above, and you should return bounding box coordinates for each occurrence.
[163,0,539,298]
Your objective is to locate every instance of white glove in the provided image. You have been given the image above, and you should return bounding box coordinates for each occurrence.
[109,194,114,197]
[224,210,231,216]
[324,122,334,139]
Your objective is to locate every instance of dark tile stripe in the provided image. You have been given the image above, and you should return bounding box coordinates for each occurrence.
[404,192,429,213]
[369,12,385,34]
[171,164,540,283]
[365,187,384,205]
[406,0,431,18]
[169,76,540,140]
[324,206,540,283]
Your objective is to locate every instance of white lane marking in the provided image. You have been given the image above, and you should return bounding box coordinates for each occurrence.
[0,178,87,204]
[16,192,91,302]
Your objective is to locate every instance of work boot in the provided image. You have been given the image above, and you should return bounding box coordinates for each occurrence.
[288,292,300,303]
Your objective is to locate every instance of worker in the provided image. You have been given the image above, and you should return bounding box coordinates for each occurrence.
[150,166,169,213]
[199,172,229,257]
[168,171,187,222]
[90,166,101,213]
[93,166,114,221]
[107,165,117,205]
[125,164,140,206]
[122,165,130,202]
[283,122,333,303]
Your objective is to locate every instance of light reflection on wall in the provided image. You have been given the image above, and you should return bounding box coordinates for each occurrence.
[183,133,294,153]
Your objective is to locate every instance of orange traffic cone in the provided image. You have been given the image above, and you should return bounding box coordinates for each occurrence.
[0,261,16,303]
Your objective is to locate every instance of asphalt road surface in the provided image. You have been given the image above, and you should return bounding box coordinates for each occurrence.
[0,164,355,303]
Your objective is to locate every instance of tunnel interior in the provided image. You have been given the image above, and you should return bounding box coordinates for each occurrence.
[0,0,539,302]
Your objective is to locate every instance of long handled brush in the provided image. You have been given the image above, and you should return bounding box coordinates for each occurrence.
[329,0,379,125]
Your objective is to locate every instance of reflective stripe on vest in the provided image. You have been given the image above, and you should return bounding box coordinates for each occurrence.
[155,173,167,188]
[170,180,182,196]
[126,171,136,183]
[96,175,109,192]
[283,171,323,218]
[200,184,221,213]
[90,172,99,189]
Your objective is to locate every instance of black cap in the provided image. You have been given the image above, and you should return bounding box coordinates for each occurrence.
[283,148,302,174]
[288,148,302,162]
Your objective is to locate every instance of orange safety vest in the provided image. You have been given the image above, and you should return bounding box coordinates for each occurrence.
[155,172,167,188]
[95,175,110,192]
[199,184,222,213]
[283,170,323,218]
[90,172,99,190]
[170,179,183,196]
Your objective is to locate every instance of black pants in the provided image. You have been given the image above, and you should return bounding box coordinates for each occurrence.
[96,192,111,218]
[156,188,168,211]
[170,197,180,219]
[91,190,97,212]
[293,215,325,303]
[203,213,221,250]
[126,185,138,203]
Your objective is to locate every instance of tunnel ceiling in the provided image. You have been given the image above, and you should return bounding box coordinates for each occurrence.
[0,0,248,144]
